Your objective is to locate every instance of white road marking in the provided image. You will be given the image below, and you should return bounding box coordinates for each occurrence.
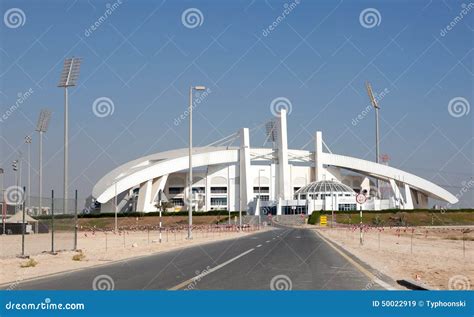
[169,248,255,290]
[265,240,270,243]
[256,244,262,248]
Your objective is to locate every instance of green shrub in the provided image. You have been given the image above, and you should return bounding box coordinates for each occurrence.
[371,214,383,226]
[308,210,321,225]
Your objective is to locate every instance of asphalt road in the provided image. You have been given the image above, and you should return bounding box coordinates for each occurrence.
[11,226,389,290]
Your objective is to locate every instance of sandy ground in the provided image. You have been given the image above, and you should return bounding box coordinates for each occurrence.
[315,226,474,290]
[0,226,268,287]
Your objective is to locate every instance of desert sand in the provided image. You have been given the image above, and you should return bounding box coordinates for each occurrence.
[316,226,473,290]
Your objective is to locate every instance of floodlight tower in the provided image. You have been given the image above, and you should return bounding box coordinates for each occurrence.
[58,57,82,214]
[188,85,206,240]
[365,81,381,197]
[36,109,51,215]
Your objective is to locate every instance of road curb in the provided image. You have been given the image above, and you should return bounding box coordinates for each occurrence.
[397,279,436,290]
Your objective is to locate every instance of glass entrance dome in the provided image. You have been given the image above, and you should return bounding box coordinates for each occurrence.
[294,180,355,200]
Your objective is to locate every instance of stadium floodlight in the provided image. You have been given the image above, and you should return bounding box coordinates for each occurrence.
[58,57,82,88]
[36,109,51,132]
[188,85,206,240]
[36,109,52,215]
[365,81,381,197]
[58,57,82,215]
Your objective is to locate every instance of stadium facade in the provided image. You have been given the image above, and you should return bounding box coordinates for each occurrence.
[92,110,458,215]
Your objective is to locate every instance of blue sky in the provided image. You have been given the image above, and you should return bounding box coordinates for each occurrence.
[0,0,472,207]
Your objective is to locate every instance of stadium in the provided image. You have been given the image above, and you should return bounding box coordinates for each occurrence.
[91,109,458,215]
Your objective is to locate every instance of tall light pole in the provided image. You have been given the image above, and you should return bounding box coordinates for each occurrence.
[365,81,380,197]
[58,57,82,215]
[188,85,206,240]
[12,160,19,213]
[36,109,51,216]
[0,168,4,235]
[24,136,32,213]
[258,169,264,227]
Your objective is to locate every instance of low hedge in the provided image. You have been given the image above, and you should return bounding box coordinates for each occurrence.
[35,210,247,220]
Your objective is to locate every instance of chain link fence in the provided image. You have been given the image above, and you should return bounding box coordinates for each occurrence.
[1,190,83,257]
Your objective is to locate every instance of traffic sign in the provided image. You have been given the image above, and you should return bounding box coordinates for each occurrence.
[320,215,327,226]
[356,193,366,204]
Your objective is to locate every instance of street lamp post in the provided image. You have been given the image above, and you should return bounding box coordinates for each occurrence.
[188,85,206,240]
[258,169,264,227]
[25,136,32,213]
[12,160,19,214]
[36,109,51,216]
[58,58,82,216]
[0,168,4,235]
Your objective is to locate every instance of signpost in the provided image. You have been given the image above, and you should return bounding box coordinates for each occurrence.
[157,190,168,244]
[356,194,367,245]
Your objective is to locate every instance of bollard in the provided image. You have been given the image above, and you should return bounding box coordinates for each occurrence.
[462,231,466,258]
[378,230,381,251]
